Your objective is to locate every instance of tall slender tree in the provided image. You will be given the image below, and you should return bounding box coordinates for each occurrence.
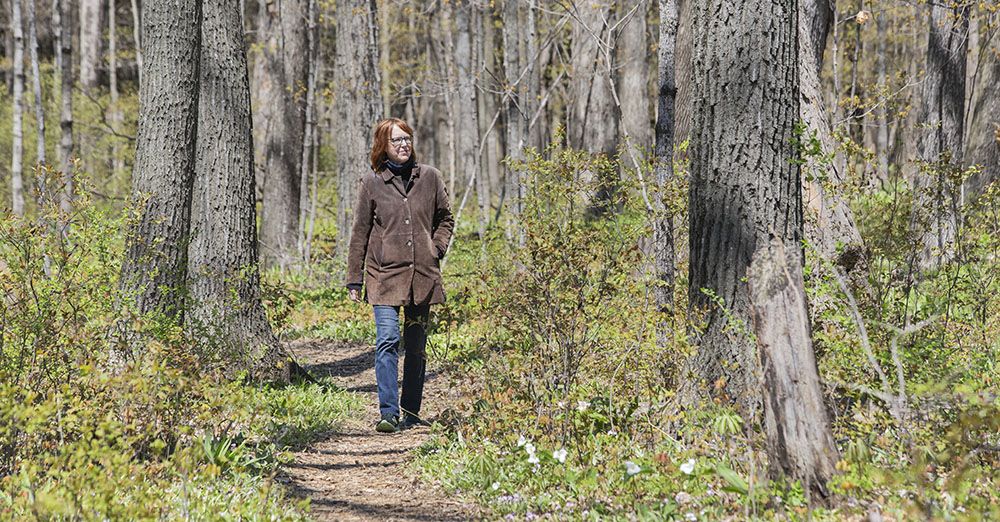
[654,0,678,320]
[254,0,308,270]
[11,0,25,216]
[56,0,76,214]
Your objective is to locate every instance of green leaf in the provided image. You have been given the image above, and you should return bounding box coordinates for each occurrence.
[716,463,750,495]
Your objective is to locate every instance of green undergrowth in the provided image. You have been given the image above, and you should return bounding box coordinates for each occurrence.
[402,143,1000,520]
[0,188,362,520]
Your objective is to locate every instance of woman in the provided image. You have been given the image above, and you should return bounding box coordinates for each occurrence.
[346,117,454,433]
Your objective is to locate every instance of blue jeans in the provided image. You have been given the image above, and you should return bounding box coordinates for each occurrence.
[373,305,429,419]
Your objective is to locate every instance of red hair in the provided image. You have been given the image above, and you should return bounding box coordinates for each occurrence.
[369,118,416,171]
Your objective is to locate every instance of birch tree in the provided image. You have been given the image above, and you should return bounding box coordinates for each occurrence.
[11,0,25,216]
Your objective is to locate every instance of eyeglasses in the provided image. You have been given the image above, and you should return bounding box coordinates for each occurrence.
[389,136,412,147]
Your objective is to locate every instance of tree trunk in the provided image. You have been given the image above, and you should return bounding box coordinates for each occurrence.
[189,0,289,382]
[799,0,865,266]
[11,0,25,216]
[119,0,201,325]
[455,0,480,235]
[672,0,691,149]
[56,0,75,214]
[749,236,840,503]
[297,0,318,261]
[27,0,44,168]
[654,0,678,321]
[569,0,616,158]
[110,0,124,179]
[333,0,383,266]
[79,0,101,90]
[255,0,308,270]
[619,0,651,163]
[964,37,1000,196]
[684,0,801,413]
[501,0,525,234]
[131,0,142,82]
[912,2,969,270]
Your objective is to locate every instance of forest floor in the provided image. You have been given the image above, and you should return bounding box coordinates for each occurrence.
[281,339,477,521]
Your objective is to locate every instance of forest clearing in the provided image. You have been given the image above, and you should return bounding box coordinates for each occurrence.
[1,0,999,520]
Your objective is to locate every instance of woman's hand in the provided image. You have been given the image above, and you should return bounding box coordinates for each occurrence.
[349,288,363,303]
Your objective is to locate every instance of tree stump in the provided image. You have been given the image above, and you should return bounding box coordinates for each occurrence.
[749,236,840,503]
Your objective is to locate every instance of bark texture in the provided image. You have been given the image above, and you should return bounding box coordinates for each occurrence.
[749,237,840,502]
[79,0,101,89]
[912,2,969,269]
[190,0,289,382]
[57,0,75,213]
[255,0,308,270]
[799,0,865,264]
[685,0,801,412]
[11,0,25,216]
[964,39,1000,196]
[619,0,651,162]
[333,0,383,264]
[119,0,201,322]
[654,0,678,318]
[569,0,616,158]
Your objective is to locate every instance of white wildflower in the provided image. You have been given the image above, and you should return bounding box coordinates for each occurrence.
[685,513,698,521]
[675,491,692,504]
[517,435,527,447]
[557,401,567,409]
[577,400,590,411]
[679,458,696,475]
[553,448,568,463]
[525,442,535,455]
[625,460,641,476]
[527,453,540,464]
[492,482,500,491]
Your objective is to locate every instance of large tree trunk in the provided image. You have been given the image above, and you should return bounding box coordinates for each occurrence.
[619,0,651,164]
[55,0,75,214]
[332,0,383,266]
[119,0,201,325]
[11,0,25,216]
[684,0,801,413]
[799,0,865,265]
[749,237,840,503]
[964,35,999,197]
[912,2,969,270]
[654,0,678,320]
[189,0,289,382]
[255,0,308,270]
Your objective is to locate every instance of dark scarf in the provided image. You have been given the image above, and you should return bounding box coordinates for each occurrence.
[386,156,415,189]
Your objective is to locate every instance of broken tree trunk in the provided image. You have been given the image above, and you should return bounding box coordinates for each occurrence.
[748,236,840,503]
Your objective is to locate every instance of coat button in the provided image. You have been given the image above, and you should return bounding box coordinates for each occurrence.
[405,219,409,224]
[407,240,412,246]
[403,197,408,202]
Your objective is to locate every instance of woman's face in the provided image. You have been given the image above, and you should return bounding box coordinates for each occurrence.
[386,125,412,164]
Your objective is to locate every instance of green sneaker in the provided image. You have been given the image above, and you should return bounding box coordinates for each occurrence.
[399,414,430,430]
[375,414,399,433]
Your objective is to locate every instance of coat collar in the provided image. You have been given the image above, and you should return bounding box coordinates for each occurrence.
[377,163,421,182]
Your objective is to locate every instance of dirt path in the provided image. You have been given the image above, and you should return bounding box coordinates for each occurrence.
[282,340,476,522]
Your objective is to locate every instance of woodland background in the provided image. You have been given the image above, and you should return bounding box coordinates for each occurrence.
[1,0,999,520]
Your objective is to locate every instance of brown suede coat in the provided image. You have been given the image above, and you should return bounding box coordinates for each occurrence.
[346,163,454,306]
